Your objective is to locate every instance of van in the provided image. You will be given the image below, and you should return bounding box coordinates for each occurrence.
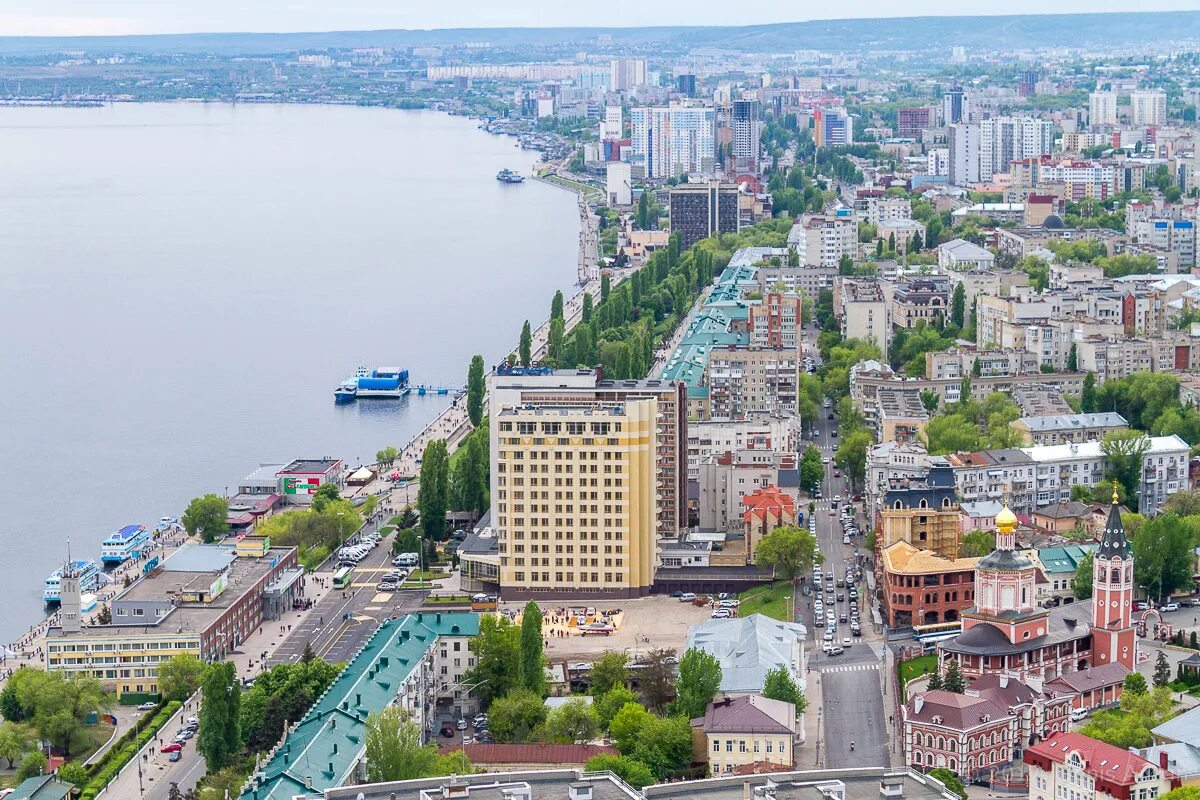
[679,592,696,601]
[393,553,419,567]
[1070,707,1089,723]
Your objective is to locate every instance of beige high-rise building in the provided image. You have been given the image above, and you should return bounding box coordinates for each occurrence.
[492,397,658,599]
[1130,90,1167,127]
[1089,90,1118,127]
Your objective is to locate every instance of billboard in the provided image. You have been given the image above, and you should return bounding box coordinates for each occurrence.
[282,476,322,495]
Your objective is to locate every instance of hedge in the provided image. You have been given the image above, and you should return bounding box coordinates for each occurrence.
[79,700,182,800]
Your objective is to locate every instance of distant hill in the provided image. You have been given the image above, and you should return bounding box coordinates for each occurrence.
[0,11,1197,56]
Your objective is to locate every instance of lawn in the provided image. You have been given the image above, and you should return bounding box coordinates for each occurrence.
[897,654,937,701]
[739,581,793,622]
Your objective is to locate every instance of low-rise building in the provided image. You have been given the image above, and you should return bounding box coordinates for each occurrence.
[867,441,933,519]
[891,276,951,330]
[699,449,796,532]
[685,614,807,696]
[1011,412,1129,446]
[1025,732,1181,800]
[743,486,796,565]
[277,458,345,504]
[1027,544,1097,605]
[699,695,799,775]
[1031,503,1098,535]
[939,239,996,272]
[877,387,930,445]
[881,541,978,627]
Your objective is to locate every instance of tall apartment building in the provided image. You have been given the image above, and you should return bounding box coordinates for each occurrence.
[813,106,853,147]
[1130,217,1196,269]
[748,292,801,352]
[489,367,688,538]
[600,105,623,139]
[897,107,934,138]
[676,73,697,97]
[669,182,740,249]
[630,104,717,179]
[978,117,1055,180]
[492,398,658,599]
[838,278,891,361]
[1130,90,1167,126]
[731,99,762,163]
[942,85,972,125]
[1089,91,1118,127]
[786,213,857,268]
[928,148,950,177]
[705,346,798,420]
[948,123,981,185]
[609,58,647,91]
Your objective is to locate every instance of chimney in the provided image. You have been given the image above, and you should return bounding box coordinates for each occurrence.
[1160,751,1169,770]
[914,696,924,714]
[999,675,1009,688]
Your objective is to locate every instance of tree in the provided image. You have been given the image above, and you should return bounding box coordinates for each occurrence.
[181,494,229,543]
[16,751,45,782]
[95,604,112,625]
[942,660,965,694]
[0,722,30,769]
[168,784,184,800]
[929,768,967,800]
[762,666,806,713]
[158,654,207,702]
[547,317,565,364]
[923,415,981,455]
[595,687,638,730]
[1071,552,1094,600]
[919,389,940,414]
[672,649,723,719]
[835,430,873,490]
[629,715,693,779]
[838,253,854,276]
[375,446,399,468]
[301,642,316,664]
[589,651,629,696]
[1102,431,1151,506]
[754,526,823,581]
[487,689,547,743]
[1134,513,1195,602]
[417,439,450,540]
[198,661,241,771]
[364,706,437,782]
[1162,789,1200,800]
[56,761,90,788]
[637,650,677,714]
[464,614,521,706]
[959,375,972,404]
[519,601,548,696]
[1067,343,1078,372]
[950,283,966,329]
[926,671,944,691]
[467,354,486,427]
[957,530,995,558]
[609,702,653,753]
[636,190,651,229]
[544,697,600,744]
[582,292,593,324]
[1155,651,1173,687]
[551,290,565,322]
[1081,371,1098,413]
[1124,672,1148,696]
[601,273,612,304]
[584,754,655,789]
[799,446,824,492]
[519,320,533,367]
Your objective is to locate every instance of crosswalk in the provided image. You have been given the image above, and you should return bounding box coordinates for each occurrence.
[821,663,880,674]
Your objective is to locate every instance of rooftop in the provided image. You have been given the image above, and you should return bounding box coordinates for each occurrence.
[1026,732,1175,786]
[882,541,979,575]
[279,459,342,475]
[1022,434,1188,463]
[700,694,797,736]
[1017,412,1127,432]
[686,614,807,695]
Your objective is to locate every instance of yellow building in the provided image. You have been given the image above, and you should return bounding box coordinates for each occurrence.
[45,633,200,696]
[699,695,798,775]
[492,397,658,598]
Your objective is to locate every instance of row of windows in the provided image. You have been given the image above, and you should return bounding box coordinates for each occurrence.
[49,640,199,653]
[712,738,787,754]
[512,572,622,584]
[507,558,624,568]
[508,449,624,460]
[500,421,619,435]
[504,464,625,475]
[509,544,624,554]
[507,519,625,530]
[508,504,625,514]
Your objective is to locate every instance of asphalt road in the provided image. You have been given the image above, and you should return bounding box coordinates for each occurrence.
[798,322,890,769]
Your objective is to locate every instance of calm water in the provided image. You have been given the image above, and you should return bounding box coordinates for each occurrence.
[0,103,578,640]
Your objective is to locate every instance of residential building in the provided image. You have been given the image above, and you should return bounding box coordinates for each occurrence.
[698,448,795,532]
[867,442,933,519]
[687,413,801,481]
[670,181,740,249]
[838,278,891,361]
[8,776,75,800]
[881,541,978,627]
[700,695,798,775]
[1026,732,1180,800]
[436,744,619,772]
[878,218,927,251]
[609,58,647,91]
[891,275,951,329]
[749,292,801,352]
[705,346,798,420]
[938,239,996,272]
[743,486,796,564]
[630,103,716,179]
[949,123,981,185]
[1089,91,1118,127]
[904,675,1073,779]
[898,107,935,139]
[976,293,1055,349]
[813,106,853,147]
[1011,412,1129,446]
[754,265,838,298]
[731,99,762,163]
[875,463,963,560]
[45,543,300,694]
[877,387,930,444]
[1130,90,1168,127]
[788,212,857,268]
[979,117,1056,181]
[606,161,632,206]
[685,614,807,695]
[857,194,913,226]
[928,148,950,177]
[1028,543,1096,604]
[942,450,1038,516]
[942,85,972,125]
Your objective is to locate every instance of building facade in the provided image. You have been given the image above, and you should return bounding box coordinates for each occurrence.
[630,104,716,178]
[670,182,741,249]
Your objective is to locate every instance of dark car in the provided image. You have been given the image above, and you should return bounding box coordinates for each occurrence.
[169,751,182,763]
[440,724,456,738]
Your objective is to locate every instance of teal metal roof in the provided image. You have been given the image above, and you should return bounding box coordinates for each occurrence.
[9,776,73,800]
[1036,544,1097,575]
[241,612,480,800]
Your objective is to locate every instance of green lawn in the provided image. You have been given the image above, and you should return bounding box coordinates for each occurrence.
[897,654,937,701]
[739,581,793,621]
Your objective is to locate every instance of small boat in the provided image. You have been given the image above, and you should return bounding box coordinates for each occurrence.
[101,523,150,565]
[496,169,525,184]
[334,380,358,403]
[44,560,101,604]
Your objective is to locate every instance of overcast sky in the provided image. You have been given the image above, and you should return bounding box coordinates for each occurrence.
[0,0,1196,36]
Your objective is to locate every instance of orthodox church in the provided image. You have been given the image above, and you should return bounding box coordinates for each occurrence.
[938,489,1136,690]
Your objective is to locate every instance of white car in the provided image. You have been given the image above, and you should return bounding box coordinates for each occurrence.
[711,609,732,619]
[823,630,834,642]
[679,592,696,602]
[842,637,853,647]
[1163,602,1181,612]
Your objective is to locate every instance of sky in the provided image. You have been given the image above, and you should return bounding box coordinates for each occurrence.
[0,0,1197,36]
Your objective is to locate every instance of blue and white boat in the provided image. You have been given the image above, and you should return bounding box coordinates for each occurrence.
[100,523,150,565]
[333,366,410,402]
[43,560,101,604]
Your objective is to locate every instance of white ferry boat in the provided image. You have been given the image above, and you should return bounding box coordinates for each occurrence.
[100,523,150,565]
[43,560,101,604]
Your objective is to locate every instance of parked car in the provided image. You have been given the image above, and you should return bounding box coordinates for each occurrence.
[161,743,183,753]
[711,609,732,619]
[440,724,456,738]
[669,591,683,598]
[169,751,182,762]
[1163,602,1181,612]
[136,701,158,711]
[679,592,696,602]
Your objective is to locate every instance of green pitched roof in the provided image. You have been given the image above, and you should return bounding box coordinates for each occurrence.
[240,612,480,800]
[9,776,73,800]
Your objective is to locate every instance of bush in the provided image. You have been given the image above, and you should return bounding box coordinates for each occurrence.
[78,701,181,800]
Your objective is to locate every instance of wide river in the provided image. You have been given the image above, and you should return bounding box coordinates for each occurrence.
[0,103,578,641]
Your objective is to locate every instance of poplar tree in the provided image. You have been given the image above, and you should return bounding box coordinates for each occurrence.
[519,601,547,696]
[519,320,532,367]
[466,354,485,427]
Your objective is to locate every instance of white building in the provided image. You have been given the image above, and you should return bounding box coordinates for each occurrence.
[1130,90,1168,127]
[687,413,801,480]
[949,123,981,186]
[1089,91,1118,127]
[685,614,807,695]
[979,117,1055,181]
[927,148,950,177]
[609,58,647,91]
[600,105,623,139]
[606,162,632,206]
[787,213,857,268]
[938,239,996,272]
[630,103,717,179]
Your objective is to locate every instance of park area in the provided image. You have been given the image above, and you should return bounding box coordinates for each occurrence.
[738,581,793,621]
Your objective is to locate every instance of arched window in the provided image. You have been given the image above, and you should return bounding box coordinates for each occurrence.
[920,498,929,509]
[942,497,952,508]
[895,500,904,510]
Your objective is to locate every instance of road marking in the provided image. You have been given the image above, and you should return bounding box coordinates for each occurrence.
[821,663,880,673]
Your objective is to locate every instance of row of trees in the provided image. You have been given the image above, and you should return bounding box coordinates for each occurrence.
[0,668,111,762]
[921,384,1024,455]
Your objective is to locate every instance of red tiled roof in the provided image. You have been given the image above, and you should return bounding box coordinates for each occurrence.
[1026,732,1174,786]
[906,690,1009,730]
[743,487,796,523]
[434,743,618,764]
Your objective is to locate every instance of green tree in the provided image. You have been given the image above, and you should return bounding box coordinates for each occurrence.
[363,706,437,782]
[1102,430,1151,506]
[950,283,965,329]
[467,354,486,427]
[198,661,241,771]
[1071,552,1094,600]
[595,687,638,730]
[923,415,982,455]
[375,446,399,468]
[487,688,548,743]
[0,722,30,769]
[547,317,565,364]
[762,666,806,713]
[519,320,533,367]
[671,648,723,719]
[959,375,972,404]
[919,389,940,414]
[544,697,600,744]
[926,671,944,691]
[630,715,693,779]
[1134,512,1195,602]
[1079,371,1097,411]
[609,703,653,753]
[417,439,450,540]
[637,650,677,714]
[942,660,965,694]
[838,253,854,276]
[181,494,230,543]
[834,430,873,490]
[519,601,548,696]
[15,751,45,782]
[1155,651,1173,687]
[464,614,521,706]
[582,292,593,324]
[1162,789,1200,800]
[1125,671,1148,695]
[929,768,967,800]
[957,530,995,558]
[584,754,655,789]
[601,273,612,304]
[589,651,630,696]
[551,290,565,322]
[636,191,651,229]
[311,481,340,512]
[1067,343,1078,372]
[799,446,824,492]
[157,654,207,702]
[56,761,89,788]
[754,525,823,581]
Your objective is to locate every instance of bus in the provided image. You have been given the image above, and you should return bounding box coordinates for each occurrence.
[333,567,353,590]
[913,620,962,650]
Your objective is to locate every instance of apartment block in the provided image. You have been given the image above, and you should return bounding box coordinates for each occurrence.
[877,387,929,444]
[813,106,853,147]
[787,212,857,268]
[630,103,716,179]
[1011,412,1129,446]
[686,412,801,481]
[891,275,951,330]
[1089,90,1118,127]
[669,182,740,250]
[1130,90,1168,126]
[705,346,799,420]
[749,292,801,352]
[837,278,891,361]
[943,450,1038,516]
[698,448,795,532]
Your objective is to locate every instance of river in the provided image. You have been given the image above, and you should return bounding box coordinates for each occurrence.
[0,102,579,641]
